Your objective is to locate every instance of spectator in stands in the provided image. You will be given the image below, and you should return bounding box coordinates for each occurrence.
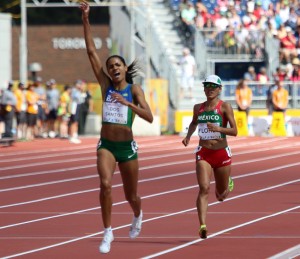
[195,0,208,17]
[14,82,27,139]
[179,0,189,13]
[294,25,300,58]
[253,1,265,21]
[68,81,83,144]
[235,79,253,117]
[34,77,47,138]
[272,66,290,82]
[247,23,264,58]
[217,0,228,9]
[0,81,16,138]
[236,25,250,54]
[25,83,39,141]
[78,80,93,135]
[179,47,197,99]
[46,79,60,138]
[244,65,256,81]
[57,85,71,139]
[276,0,290,25]
[210,6,221,22]
[247,0,255,14]
[214,7,229,31]
[285,7,298,31]
[203,17,218,47]
[265,20,278,38]
[257,66,269,83]
[266,80,278,115]
[256,66,269,95]
[228,9,242,29]
[278,26,297,64]
[181,1,197,48]
[223,25,237,54]
[195,1,209,29]
[291,57,300,82]
[262,0,272,12]
[272,79,289,115]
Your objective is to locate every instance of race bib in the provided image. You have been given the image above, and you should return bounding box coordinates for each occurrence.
[198,122,222,140]
[103,102,128,124]
[71,102,77,115]
[21,103,27,111]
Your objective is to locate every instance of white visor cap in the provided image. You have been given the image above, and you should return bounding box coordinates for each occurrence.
[203,75,222,86]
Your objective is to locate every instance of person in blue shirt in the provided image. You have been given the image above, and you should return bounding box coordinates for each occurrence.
[0,81,17,138]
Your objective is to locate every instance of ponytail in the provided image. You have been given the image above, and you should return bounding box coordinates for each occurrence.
[106,55,144,84]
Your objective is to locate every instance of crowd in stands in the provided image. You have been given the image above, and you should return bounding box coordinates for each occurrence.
[0,78,93,143]
[236,71,289,117]
[171,0,300,80]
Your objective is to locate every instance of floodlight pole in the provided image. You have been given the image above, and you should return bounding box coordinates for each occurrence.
[146,0,151,82]
[20,0,28,84]
[130,1,135,63]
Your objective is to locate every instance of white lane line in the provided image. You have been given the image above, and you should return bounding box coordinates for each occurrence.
[142,205,300,259]
[2,138,299,180]
[0,136,173,157]
[268,244,300,259]
[1,235,300,240]
[1,149,93,163]
[2,148,300,193]
[1,175,299,233]
[1,152,300,209]
[0,171,193,209]
[1,179,299,259]
[0,145,94,157]
[0,137,290,171]
[0,138,187,161]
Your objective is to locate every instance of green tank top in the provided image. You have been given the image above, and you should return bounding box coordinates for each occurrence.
[197,100,227,139]
[102,84,135,128]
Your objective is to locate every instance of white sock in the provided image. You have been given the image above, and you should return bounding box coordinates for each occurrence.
[104,227,112,234]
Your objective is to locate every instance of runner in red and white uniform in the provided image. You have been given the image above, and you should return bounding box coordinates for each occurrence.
[182,74,237,239]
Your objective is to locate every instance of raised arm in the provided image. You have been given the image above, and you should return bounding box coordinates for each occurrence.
[80,1,110,92]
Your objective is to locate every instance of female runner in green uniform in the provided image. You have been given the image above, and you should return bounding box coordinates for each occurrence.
[182,74,237,239]
[80,1,153,254]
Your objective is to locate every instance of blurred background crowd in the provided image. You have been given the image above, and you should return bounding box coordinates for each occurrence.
[0,78,93,143]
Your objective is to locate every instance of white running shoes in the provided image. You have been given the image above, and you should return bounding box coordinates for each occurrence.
[99,211,142,253]
[69,137,81,144]
[129,210,143,239]
[99,229,114,254]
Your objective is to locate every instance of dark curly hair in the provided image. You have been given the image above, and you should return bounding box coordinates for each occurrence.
[106,55,143,84]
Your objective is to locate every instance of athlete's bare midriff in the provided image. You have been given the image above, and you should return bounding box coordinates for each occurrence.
[199,138,228,150]
[100,124,134,141]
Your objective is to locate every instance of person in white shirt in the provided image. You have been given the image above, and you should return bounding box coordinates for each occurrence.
[179,47,196,99]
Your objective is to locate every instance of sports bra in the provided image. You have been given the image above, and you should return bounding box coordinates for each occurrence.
[102,84,135,128]
[197,100,227,140]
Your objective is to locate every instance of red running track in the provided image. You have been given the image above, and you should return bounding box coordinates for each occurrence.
[0,136,300,259]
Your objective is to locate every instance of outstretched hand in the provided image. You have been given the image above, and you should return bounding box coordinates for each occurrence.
[182,137,190,147]
[79,1,90,18]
